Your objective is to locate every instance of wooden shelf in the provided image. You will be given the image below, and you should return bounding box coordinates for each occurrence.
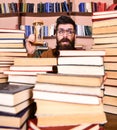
[0,13,19,17]
[70,12,92,16]
[0,12,92,18]
[20,12,69,17]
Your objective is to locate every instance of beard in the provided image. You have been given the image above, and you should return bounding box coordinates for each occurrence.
[56,37,75,50]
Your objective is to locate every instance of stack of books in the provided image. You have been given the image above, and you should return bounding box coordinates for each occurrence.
[92,10,117,115]
[0,82,36,130]
[4,57,57,85]
[31,50,107,129]
[0,28,27,83]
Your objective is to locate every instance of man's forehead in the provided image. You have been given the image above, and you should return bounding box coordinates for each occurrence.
[58,24,74,29]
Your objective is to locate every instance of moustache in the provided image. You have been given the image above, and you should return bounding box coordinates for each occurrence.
[59,38,71,43]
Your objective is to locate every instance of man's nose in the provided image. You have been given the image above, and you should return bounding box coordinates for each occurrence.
[62,31,68,37]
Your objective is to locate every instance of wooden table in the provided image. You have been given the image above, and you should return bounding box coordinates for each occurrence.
[104,113,117,130]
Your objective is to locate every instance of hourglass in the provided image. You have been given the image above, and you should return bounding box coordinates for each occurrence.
[33,20,44,45]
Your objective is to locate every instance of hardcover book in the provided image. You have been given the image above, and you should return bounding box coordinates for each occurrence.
[13,58,57,66]
[35,99,104,116]
[0,102,36,128]
[58,50,105,56]
[0,83,33,106]
[36,73,104,87]
[33,90,101,105]
[34,82,104,97]
[37,113,107,127]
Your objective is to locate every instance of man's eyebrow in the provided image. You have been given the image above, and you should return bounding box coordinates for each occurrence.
[58,28,74,30]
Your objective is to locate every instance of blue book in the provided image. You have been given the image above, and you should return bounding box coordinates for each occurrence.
[55,2,60,12]
[25,25,31,38]
[43,25,48,37]
[49,2,54,12]
[29,3,34,12]
[63,1,69,12]
[44,2,50,13]
[79,2,85,12]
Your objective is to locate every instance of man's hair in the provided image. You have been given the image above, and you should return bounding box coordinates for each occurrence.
[55,15,77,33]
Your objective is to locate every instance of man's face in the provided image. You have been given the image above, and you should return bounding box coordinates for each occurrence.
[56,24,76,50]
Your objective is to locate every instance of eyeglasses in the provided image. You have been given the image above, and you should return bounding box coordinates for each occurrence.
[57,29,75,36]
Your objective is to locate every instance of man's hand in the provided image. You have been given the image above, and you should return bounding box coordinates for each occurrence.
[25,34,36,54]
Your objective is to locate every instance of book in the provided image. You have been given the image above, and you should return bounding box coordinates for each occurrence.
[0,39,24,44]
[0,77,8,83]
[0,83,33,106]
[63,1,69,12]
[35,99,104,116]
[104,56,117,62]
[36,73,104,87]
[13,58,57,66]
[103,104,117,114]
[0,57,24,62]
[92,33,117,38]
[85,2,92,12]
[58,56,104,66]
[104,85,117,96]
[4,70,49,76]
[0,43,24,48]
[104,78,117,86]
[4,66,55,76]
[97,2,107,12]
[34,82,104,97]
[91,48,117,56]
[92,44,117,49]
[104,63,117,71]
[0,48,26,52]
[58,50,106,57]
[92,10,117,20]
[0,66,10,72]
[0,102,36,128]
[33,90,101,105]
[93,37,117,44]
[107,3,117,10]
[0,99,32,114]
[0,52,27,57]
[0,28,25,33]
[0,33,24,39]
[103,95,117,106]
[105,71,117,79]
[37,113,107,127]
[79,2,85,12]
[0,61,13,66]
[92,18,117,28]
[10,65,54,71]
[0,121,27,130]
[0,73,7,78]
[8,75,37,85]
[57,65,105,76]
[92,25,117,35]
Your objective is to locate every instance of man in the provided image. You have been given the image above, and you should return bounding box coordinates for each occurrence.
[26,15,77,58]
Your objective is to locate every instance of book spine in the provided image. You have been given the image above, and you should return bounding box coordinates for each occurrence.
[79,2,85,12]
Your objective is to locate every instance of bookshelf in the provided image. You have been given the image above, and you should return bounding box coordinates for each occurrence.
[0,0,115,48]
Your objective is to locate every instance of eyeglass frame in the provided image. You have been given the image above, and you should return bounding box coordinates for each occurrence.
[56,28,75,36]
